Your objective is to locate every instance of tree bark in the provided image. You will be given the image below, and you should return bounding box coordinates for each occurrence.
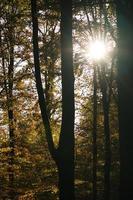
[116,1,133,199]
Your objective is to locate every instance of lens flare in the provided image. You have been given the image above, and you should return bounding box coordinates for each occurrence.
[89,40,106,60]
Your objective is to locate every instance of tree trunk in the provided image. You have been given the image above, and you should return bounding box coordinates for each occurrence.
[117,1,133,199]
[57,154,74,200]
[92,66,98,200]
[58,0,75,199]
[99,66,111,200]
[103,102,110,200]
[7,32,15,200]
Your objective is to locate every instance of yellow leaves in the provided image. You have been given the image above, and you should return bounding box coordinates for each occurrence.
[16,80,25,90]
[51,121,60,147]
[18,192,35,200]
[0,147,10,154]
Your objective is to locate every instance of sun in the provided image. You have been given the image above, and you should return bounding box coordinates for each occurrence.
[89,40,107,60]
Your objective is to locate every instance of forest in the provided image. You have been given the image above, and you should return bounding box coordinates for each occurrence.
[0,0,133,200]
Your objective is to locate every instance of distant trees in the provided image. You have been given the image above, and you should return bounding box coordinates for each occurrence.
[79,3,116,200]
[0,2,19,198]
[0,1,39,198]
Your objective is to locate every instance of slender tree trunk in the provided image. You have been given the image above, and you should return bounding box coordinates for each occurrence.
[103,100,110,200]
[31,0,56,158]
[8,38,15,200]
[92,66,98,200]
[99,66,111,200]
[116,1,133,199]
[8,107,15,200]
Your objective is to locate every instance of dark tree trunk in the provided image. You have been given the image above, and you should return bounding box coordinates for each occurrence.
[8,108,15,200]
[7,34,15,200]
[57,0,75,199]
[57,155,74,200]
[31,0,56,159]
[103,100,110,200]
[92,66,98,200]
[117,1,133,199]
[99,66,111,200]
[31,0,75,199]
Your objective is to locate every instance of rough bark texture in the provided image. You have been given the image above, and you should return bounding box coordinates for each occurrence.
[117,1,133,199]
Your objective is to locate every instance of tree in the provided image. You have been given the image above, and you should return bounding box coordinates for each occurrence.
[31,0,75,199]
[117,1,133,199]
[98,64,111,200]
[0,2,16,198]
[92,66,98,200]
